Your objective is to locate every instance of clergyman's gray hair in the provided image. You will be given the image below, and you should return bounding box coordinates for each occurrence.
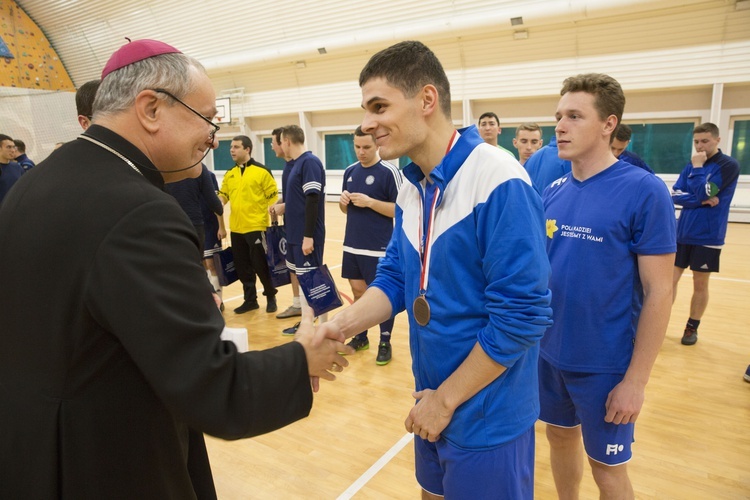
[94,53,205,118]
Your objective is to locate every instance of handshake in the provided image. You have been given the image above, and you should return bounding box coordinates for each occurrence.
[292,308,355,392]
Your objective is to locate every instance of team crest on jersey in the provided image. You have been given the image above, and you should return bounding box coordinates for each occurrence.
[365,175,375,185]
[546,219,558,239]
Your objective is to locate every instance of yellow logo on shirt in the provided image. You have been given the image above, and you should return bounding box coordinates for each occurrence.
[546,219,558,239]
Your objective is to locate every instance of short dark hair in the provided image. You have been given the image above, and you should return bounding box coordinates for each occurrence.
[282,125,305,145]
[615,123,632,142]
[354,125,375,140]
[478,112,500,124]
[0,134,12,143]
[560,73,624,127]
[516,122,541,137]
[76,80,100,118]
[271,127,285,145]
[232,135,252,152]
[694,122,719,137]
[359,40,451,118]
[12,139,25,152]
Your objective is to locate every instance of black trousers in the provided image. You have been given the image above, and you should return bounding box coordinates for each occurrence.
[231,230,276,302]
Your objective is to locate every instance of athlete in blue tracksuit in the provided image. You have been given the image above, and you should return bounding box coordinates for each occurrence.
[371,125,552,448]
[671,122,740,345]
[327,41,552,499]
[672,149,739,247]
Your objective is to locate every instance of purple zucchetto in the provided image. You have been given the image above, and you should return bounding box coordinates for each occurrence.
[101,39,182,80]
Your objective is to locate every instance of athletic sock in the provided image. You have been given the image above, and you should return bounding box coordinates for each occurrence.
[292,296,301,308]
[208,274,222,299]
[686,318,701,330]
[380,331,391,344]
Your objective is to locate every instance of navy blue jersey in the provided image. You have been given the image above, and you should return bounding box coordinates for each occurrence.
[164,164,223,226]
[342,160,401,254]
[280,159,294,199]
[0,161,25,204]
[285,151,325,245]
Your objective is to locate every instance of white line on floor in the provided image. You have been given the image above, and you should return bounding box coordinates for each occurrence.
[336,433,414,500]
[684,273,750,284]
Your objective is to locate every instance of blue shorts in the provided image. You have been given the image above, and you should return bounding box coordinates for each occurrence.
[285,242,323,275]
[415,426,534,499]
[538,356,634,465]
[341,251,381,284]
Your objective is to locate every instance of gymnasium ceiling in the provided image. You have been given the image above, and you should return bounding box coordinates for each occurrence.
[14,0,726,90]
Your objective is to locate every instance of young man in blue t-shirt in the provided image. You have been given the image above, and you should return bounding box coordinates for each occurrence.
[541,73,676,499]
[339,126,402,365]
[671,122,740,345]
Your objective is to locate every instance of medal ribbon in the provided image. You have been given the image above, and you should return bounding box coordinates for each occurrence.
[418,187,440,295]
[417,130,458,296]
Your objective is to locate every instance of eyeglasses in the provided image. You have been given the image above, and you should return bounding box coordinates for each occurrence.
[152,88,220,141]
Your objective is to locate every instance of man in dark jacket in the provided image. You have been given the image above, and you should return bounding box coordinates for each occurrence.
[0,39,351,499]
[12,139,35,171]
[0,134,24,204]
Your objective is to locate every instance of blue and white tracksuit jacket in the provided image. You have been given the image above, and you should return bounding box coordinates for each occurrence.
[671,149,739,246]
[370,126,552,450]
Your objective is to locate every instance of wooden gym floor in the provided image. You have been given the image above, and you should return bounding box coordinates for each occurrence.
[207,204,750,499]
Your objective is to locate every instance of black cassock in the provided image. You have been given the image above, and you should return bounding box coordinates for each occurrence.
[0,125,312,499]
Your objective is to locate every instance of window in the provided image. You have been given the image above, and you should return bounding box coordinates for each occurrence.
[262,137,286,171]
[627,122,695,174]
[213,139,234,171]
[324,133,356,170]
[398,155,412,168]
[731,119,750,175]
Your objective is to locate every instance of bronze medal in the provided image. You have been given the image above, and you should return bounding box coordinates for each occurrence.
[413,295,431,326]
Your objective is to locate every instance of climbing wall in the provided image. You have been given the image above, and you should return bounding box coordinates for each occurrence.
[0,1,74,90]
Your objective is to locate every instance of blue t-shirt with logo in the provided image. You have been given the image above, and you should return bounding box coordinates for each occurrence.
[541,160,675,373]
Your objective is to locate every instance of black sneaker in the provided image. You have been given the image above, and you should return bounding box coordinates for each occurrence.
[282,321,300,336]
[744,365,750,383]
[234,301,259,314]
[376,342,392,366]
[681,327,698,345]
[266,298,278,313]
[346,336,369,352]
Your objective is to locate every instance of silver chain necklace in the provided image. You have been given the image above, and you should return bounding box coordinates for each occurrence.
[79,134,144,177]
